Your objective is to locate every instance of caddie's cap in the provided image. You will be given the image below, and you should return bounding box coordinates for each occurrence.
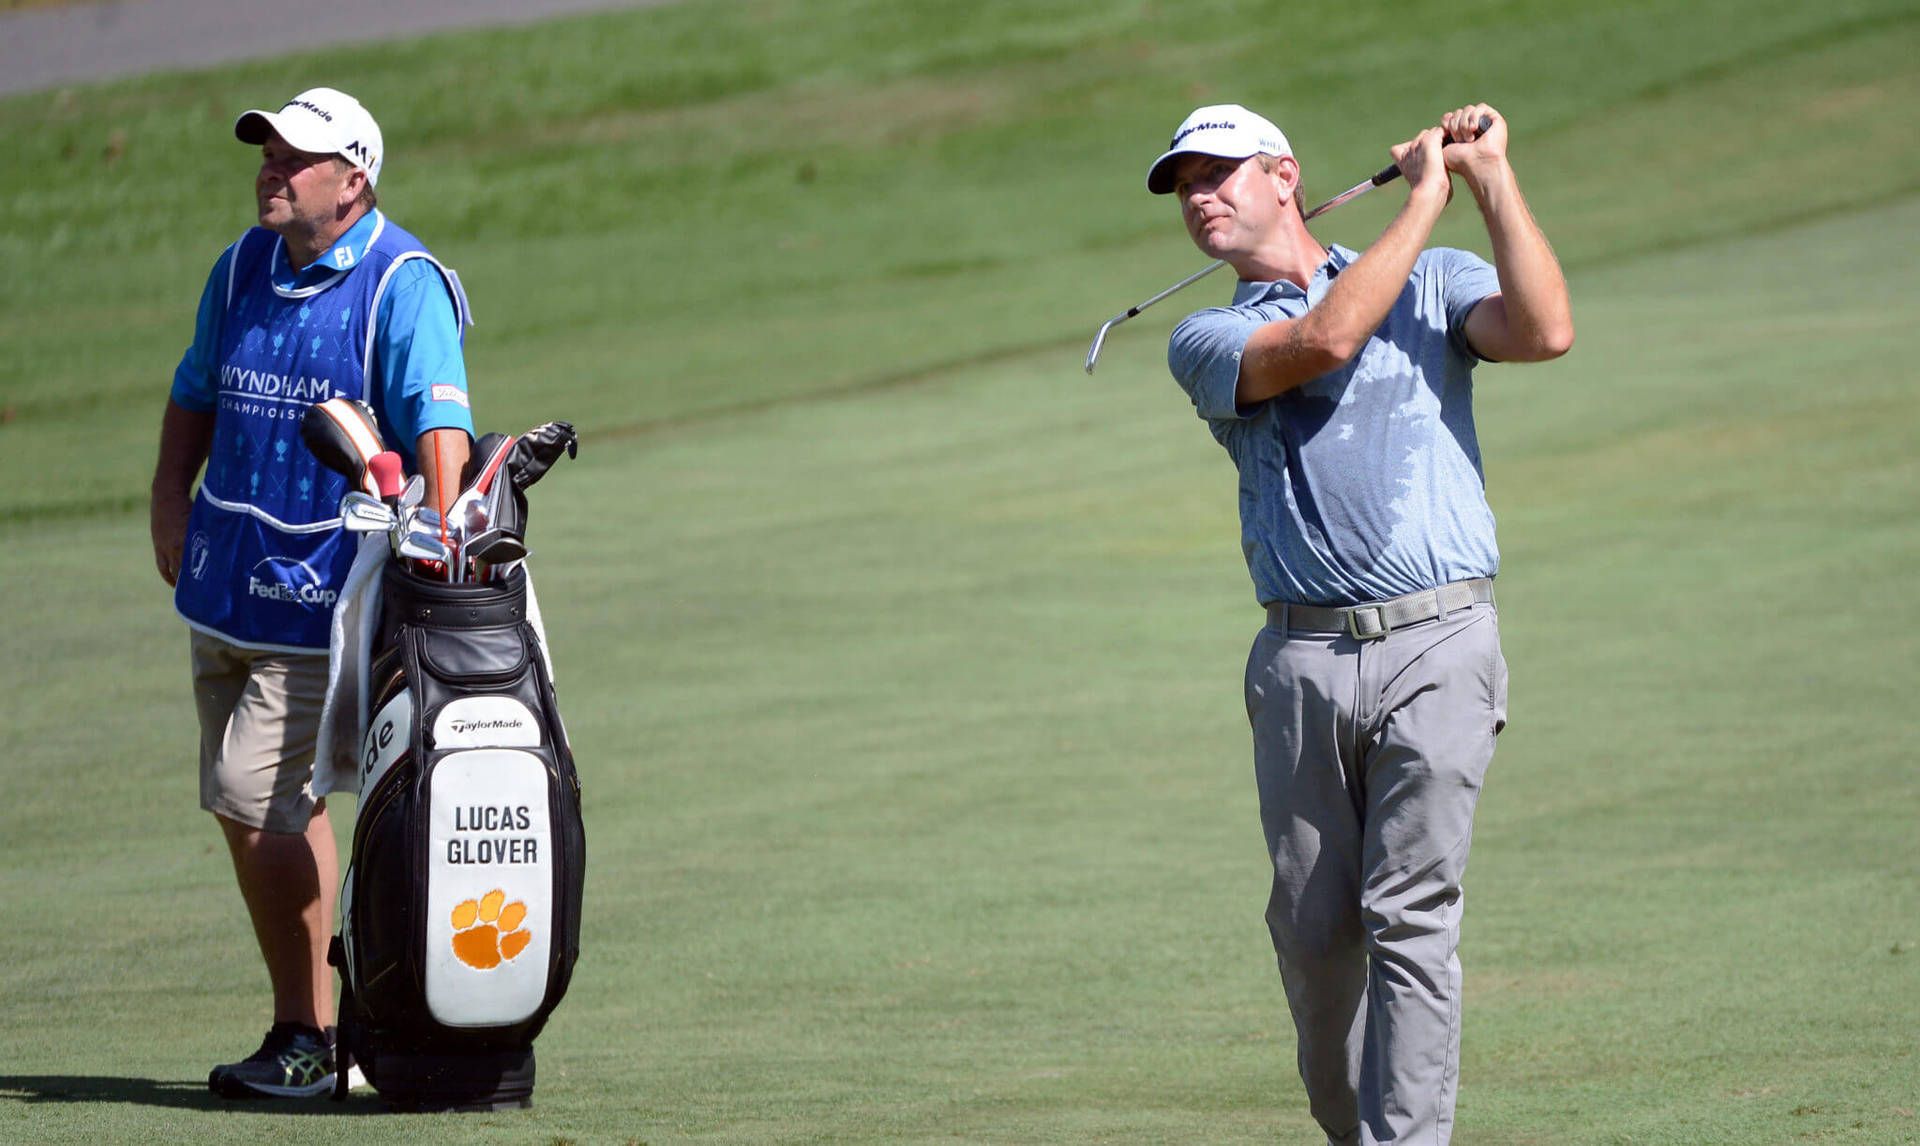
[1146,103,1291,194]
[235,86,385,187]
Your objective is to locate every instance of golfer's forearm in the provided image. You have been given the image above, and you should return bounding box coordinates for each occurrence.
[152,399,214,495]
[1238,188,1447,403]
[1470,165,1573,360]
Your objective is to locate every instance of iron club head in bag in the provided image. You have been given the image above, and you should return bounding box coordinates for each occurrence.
[341,491,396,533]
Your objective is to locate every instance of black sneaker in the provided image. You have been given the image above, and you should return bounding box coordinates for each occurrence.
[208,1022,336,1099]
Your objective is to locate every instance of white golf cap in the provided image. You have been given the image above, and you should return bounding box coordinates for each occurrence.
[235,87,384,187]
[1145,103,1291,194]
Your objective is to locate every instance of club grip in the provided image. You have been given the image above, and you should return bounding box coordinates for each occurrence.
[1370,114,1495,185]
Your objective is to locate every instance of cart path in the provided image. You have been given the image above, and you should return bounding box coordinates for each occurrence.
[0,0,684,98]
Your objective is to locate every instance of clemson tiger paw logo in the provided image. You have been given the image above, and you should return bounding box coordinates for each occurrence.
[450,889,531,969]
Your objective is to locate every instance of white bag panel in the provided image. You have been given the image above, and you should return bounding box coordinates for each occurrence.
[432,695,543,749]
[359,688,414,795]
[425,749,554,1028]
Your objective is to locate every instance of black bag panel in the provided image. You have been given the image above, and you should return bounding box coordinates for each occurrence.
[378,564,530,646]
[347,758,429,1032]
[418,625,530,684]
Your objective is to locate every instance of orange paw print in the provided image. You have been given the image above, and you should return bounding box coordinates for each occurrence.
[450,889,532,969]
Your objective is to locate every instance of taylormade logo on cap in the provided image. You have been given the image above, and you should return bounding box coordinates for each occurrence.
[1146,103,1292,195]
[235,86,386,187]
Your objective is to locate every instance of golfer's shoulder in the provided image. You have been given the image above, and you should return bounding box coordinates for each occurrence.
[1413,245,1495,279]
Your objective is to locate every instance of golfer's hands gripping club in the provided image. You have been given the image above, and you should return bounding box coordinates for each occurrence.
[1387,127,1455,210]
[1376,111,1496,187]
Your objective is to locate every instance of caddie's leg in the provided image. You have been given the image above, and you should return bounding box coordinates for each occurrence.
[195,634,337,1030]
[1353,608,1507,1146]
[1245,625,1367,1146]
[218,804,338,1030]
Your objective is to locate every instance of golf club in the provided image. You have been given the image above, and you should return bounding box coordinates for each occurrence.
[368,451,405,511]
[1083,115,1493,374]
[340,490,396,533]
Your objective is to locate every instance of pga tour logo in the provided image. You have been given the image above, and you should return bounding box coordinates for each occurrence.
[248,556,337,610]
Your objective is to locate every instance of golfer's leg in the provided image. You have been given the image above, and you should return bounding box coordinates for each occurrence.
[1356,610,1507,1146]
[1247,628,1367,1145]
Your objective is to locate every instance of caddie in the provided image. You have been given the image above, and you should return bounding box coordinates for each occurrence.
[148,86,476,1099]
[1149,103,1573,1144]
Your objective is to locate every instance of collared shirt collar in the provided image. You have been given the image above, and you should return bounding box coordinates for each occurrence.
[1229,243,1358,307]
[270,209,386,297]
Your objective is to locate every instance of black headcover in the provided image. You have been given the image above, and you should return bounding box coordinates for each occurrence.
[507,422,578,491]
[302,399,387,495]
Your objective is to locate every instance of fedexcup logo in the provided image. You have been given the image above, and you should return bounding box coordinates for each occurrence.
[248,555,337,610]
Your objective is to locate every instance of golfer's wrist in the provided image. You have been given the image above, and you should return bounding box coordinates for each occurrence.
[1463,159,1519,211]
[1403,179,1451,216]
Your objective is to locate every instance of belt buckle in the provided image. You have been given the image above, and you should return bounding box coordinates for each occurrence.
[1346,605,1389,640]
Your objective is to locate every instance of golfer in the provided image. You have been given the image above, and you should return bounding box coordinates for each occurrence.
[149,86,476,1098]
[1149,103,1571,1144]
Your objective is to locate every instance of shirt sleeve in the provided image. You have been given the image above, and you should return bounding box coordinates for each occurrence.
[373,259,475,460]
[168,246,234,412]
[1168,306,1265,422]
[1436,247,1502,361]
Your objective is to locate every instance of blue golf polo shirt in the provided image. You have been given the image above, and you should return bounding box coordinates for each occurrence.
[1167,244,1502,607]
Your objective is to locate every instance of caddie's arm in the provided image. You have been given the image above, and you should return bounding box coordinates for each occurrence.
[1235,128,1454,405]
[374,261,475,518]
[150,399,215,586]
[1445,105,1575,362]
[417,428,471,519]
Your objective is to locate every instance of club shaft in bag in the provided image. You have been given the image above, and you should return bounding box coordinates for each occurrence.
[1083,115,1493,374]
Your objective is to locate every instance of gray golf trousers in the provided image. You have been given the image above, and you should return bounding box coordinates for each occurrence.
[1244,601,1507,1146]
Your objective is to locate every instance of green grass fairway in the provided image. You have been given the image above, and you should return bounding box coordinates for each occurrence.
[3,1,1918,1143]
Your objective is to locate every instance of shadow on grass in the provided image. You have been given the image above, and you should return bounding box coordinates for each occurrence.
[0,1075,390,1115]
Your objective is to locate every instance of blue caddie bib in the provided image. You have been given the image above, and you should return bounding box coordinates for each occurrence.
[175,216,469,651]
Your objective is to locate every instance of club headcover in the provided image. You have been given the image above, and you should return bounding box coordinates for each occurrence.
[507,421,578,490]
[301,398,386,495]
[368,452,405,506]
[463,432,516,496]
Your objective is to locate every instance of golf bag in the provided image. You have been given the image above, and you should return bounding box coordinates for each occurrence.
[331,561,584,1110]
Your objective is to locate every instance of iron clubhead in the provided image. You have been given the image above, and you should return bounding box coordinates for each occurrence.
[340,491,396,532]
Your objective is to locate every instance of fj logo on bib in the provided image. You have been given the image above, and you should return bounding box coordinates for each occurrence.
[450,888,532,970]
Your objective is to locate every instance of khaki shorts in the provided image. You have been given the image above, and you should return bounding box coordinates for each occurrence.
[190,629,331,832]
